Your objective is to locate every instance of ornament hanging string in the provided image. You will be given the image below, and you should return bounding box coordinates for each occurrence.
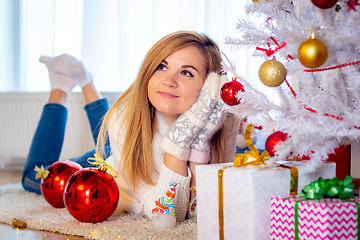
[175,183,193,213]
[284,80,360,129]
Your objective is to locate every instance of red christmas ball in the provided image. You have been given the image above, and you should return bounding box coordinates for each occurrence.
[40,161,82,208]
[265,131,288,156]
[220,79,245,106]
[311,0,338,9]
[63,168,119,223]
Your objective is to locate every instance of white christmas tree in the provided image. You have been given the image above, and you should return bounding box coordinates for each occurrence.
[224,0,360,169]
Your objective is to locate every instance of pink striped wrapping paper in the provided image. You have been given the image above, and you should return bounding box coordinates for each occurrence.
[270,196,360,240]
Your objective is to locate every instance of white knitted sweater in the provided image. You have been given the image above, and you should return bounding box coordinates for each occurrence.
[105,110,191,221]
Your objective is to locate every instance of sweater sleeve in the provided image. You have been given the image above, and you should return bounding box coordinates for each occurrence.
[136,164,191,221]
[136,163,191,222]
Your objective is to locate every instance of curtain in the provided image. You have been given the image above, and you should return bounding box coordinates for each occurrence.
[1,0,251,92]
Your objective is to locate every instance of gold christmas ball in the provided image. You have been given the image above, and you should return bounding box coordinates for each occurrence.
[258,59,287,87]
[298,38,328,68]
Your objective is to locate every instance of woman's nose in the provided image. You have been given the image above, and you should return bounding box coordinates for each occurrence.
[163,74,178,88]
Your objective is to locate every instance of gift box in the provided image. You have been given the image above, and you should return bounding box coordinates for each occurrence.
[276,160,337,195]
[270,196,360,240]
[196,161,335,240]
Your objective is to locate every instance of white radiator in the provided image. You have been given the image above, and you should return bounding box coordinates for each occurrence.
[0,92,119,166]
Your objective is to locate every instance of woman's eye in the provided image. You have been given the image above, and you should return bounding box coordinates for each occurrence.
[156,63,167,71]
[181,70,194,77]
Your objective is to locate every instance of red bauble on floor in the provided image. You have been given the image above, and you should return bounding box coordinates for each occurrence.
[40,160,83,208]
[63,168,119,223]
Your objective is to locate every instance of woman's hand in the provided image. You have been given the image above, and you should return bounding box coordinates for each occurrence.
[160,72,227,162]
[188,99,227,163]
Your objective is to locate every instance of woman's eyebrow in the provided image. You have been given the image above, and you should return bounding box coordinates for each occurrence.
[182,65,199,74]
[162,59,199,73]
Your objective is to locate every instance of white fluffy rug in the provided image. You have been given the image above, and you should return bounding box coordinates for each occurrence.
[0,183,196,239]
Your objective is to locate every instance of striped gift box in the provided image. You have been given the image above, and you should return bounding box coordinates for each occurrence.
[270,196,360,240]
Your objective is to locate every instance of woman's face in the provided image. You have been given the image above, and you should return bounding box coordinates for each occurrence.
[148,45,206,125]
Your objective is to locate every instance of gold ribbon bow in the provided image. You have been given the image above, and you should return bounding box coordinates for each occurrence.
[34,165,50,180]
[233,123,270,166]
[87,151,119,178]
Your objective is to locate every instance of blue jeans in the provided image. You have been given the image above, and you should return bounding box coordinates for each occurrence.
[22,98,111,194]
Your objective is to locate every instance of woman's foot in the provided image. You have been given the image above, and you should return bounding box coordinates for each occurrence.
[41,66,76,95]
[39,54,93,89]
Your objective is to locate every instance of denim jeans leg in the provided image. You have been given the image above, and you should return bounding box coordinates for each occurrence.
[84,98,109,144]
[22,103,68,194]
[22,99,112,194]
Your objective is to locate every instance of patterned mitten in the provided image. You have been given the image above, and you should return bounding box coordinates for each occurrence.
[152,182,177,229]
[189,80,227,164]
[160,72,224,160]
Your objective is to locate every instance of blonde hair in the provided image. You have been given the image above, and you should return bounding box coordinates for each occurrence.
[97,31,224,187]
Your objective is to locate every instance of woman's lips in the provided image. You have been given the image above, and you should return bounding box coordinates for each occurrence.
[158,91,178,98]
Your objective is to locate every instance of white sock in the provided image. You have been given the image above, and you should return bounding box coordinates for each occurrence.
[39,54,93,88]
[48,70,76,95]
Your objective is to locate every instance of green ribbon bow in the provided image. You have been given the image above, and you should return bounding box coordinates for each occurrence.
[301,176,354,200]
